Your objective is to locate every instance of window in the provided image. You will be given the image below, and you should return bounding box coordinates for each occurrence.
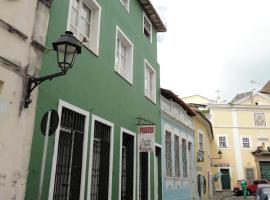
[198,132,203,151]
[144,60,156,103]
[0,80,4,94]
[143,13,152,42]
[174,135,180,177]
[245,168,254,180]
[218,136,228,148]
[115,26,133,84]
[165,131,172,177]
[254,113,266,126]
[182,139,187,178]
[67,0,101,55]
[241,136,251,148]
[120,0,129,11]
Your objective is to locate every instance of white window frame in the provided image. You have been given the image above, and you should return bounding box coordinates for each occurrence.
[67,0,101,55]
[198,130,204,152]
[87,114,114,200]
[120,0,129,12]
[143,12,152,43]
[48,100,90,200]
[118,128,136,200]
[217,135,229,149]
[115,26,134,84]
[144,59,156,103]
[240,136,252,149]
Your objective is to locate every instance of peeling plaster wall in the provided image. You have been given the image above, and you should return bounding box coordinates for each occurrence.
[0,1,51,199]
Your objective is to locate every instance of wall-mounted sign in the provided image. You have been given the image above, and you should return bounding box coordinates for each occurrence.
[138,125,155,152]
[211,163,230,167]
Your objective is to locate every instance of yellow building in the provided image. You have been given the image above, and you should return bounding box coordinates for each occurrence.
[192,110,215,200]
[209,88,270,190]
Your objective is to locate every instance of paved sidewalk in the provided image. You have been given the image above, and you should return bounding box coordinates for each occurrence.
[213,190,255,200]
[213,190,234,200]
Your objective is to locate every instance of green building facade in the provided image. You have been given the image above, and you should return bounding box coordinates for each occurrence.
[25,0,166,199]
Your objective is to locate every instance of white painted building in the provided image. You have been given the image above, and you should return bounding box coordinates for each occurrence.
[0,0,51,199]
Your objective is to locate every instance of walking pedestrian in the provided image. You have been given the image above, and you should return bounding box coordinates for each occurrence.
[241,179,247,199]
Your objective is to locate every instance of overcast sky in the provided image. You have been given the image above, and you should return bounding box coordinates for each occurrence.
[152,0,270,102]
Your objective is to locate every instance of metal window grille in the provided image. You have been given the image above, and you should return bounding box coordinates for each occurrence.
[53,107,85,200]
[182,139,187,178]
[242,137,250,148]
[139,152,148,200]
[121,133,134,200]
[90,121,111,200]
[165,131,172,177]
[219,136,227,148]
[174,135,180,177]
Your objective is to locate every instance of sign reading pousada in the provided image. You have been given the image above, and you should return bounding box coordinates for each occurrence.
[138,125,155,152]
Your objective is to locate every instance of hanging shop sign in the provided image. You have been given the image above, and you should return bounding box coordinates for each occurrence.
[138,125,155,152]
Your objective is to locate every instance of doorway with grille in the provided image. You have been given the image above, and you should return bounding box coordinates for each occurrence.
[120,130,135,200]
[49,101,89,200]
[88,116,113,200]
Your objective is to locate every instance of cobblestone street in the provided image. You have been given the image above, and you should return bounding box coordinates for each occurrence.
[213,190,256,200]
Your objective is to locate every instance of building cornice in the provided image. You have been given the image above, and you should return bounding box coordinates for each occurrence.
[213,125,270,130]
[209,104,270,110]
[138,0,167,32]
[0,18,28,40]
[161,110,195,132]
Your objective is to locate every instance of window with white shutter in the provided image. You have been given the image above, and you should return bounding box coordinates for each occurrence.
[144,60,156,103]
[67,0,101,55]
[115,26,133,84]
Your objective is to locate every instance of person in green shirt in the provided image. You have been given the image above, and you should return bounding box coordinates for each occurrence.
[241,179,247,199]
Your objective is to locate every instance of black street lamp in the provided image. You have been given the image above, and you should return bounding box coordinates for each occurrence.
[210,150,223,160]
[24,31,81,108]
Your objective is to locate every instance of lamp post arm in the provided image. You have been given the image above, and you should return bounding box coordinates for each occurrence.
[24,71,67,108]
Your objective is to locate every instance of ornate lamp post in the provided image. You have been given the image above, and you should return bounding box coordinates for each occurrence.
[24,31,81,108]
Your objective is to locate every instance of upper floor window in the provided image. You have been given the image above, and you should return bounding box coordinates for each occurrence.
[67,0,101,55]
[174,135,180,177]
[241,136,251,148]
[198,132,203,151]
[143,13,152,42]
[120,0,129,11]
[165,131,172,177]
[254,113,266,127]
[218,136,228,148]
[182,139,187,178]
[144,60,156,103]
[115,26,133,84]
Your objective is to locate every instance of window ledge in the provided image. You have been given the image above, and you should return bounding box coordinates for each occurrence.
[114,70,133,85]
[145,95,156,104]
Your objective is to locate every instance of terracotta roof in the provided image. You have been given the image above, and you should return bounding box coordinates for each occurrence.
[161,88,196,117]
[138,0,167,32]
[260,80,270,94]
